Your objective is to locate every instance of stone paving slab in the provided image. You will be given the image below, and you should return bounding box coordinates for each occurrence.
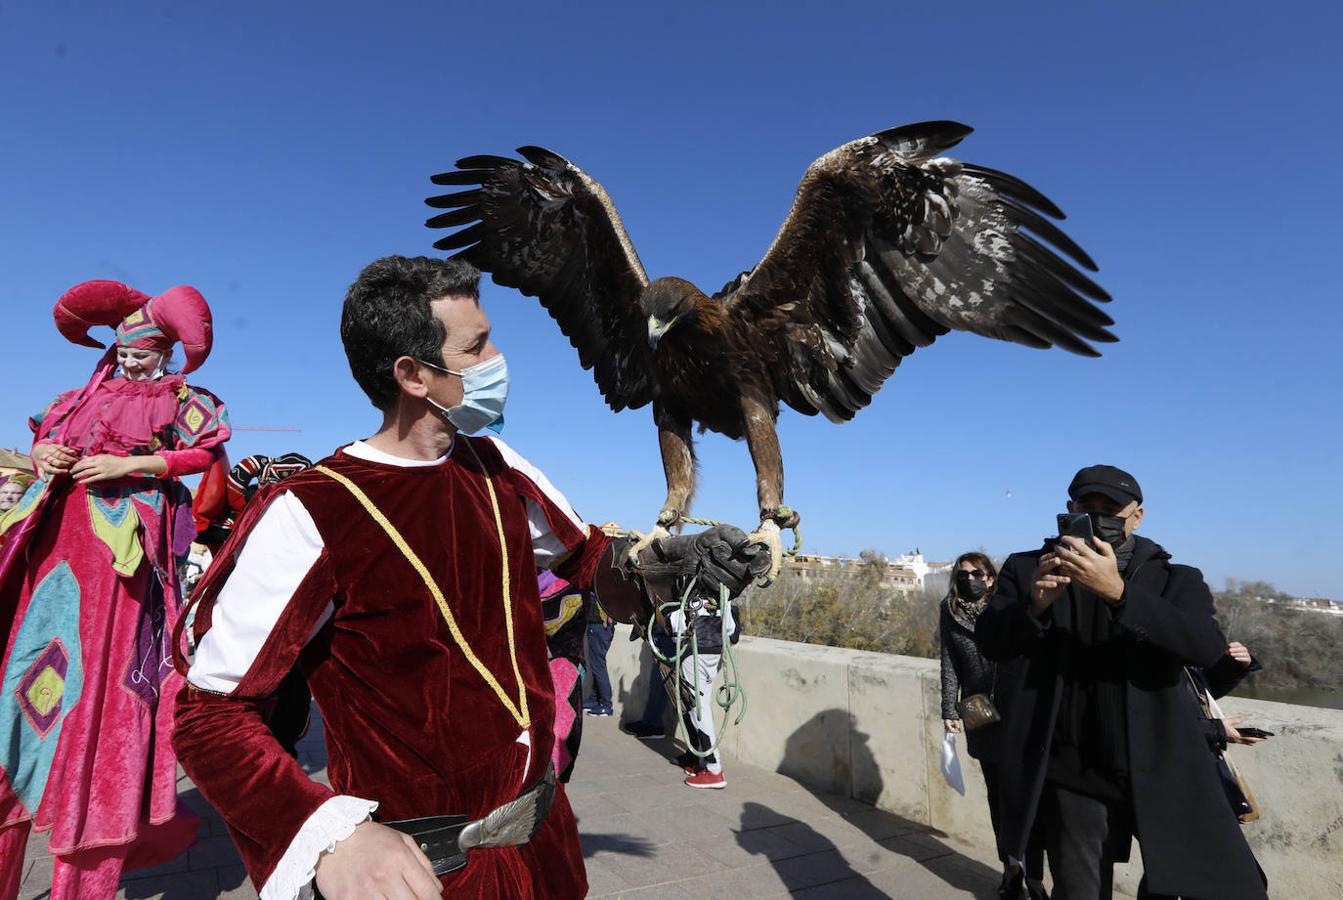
[16,710,1002,898]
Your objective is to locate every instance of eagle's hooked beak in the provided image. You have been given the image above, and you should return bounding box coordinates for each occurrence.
[647,314,677,348]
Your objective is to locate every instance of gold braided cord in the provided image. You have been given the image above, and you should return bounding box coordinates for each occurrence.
[313,461,530,729]
[460,439,530,730]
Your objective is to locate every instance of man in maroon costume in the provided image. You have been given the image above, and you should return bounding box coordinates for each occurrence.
[173,256,765,900]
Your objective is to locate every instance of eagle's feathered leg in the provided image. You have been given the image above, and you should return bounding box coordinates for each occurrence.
[741,393,794,583]
[628,404,698,559]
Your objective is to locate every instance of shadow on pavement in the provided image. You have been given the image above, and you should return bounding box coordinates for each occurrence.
[738,799,888,896]
[783,709,1002,898]
[579,830,658,859]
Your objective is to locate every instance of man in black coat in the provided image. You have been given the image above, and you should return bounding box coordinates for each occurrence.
[975,465,1265,900]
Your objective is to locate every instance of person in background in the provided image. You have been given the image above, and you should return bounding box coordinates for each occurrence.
[940,552,1046,900]
[0,280,229,899]
[668,600,739,789]
[620,629,671,740]
[0,475,33,514]
[1202,641,1266,746]
[582,595,616,717]
[539,571,597,780]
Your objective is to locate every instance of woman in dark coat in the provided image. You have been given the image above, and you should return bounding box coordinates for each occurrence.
[940,552,1046,900]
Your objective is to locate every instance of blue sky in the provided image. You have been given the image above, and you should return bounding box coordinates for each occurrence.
[2,2,1340,598]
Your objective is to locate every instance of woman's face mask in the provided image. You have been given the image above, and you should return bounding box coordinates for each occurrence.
[419,353,509,435]
[955,568,991,601]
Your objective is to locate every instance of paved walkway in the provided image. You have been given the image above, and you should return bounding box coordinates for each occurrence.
[16,711,1001,899]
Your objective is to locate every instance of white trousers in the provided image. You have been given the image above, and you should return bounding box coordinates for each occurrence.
[679,651,723,774]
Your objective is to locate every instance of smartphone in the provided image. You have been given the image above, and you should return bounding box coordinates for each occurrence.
[1235,726,1274,739]
[1057,512,1095,544]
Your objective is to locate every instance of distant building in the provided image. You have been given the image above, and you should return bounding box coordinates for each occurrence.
[893,549,928,583]
[0,448,34,480]
[893,549,952,589]
[781,554,919,594]
[1268,595,1343,616]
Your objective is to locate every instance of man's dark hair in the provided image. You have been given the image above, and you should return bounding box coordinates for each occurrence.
[340,256,481,410]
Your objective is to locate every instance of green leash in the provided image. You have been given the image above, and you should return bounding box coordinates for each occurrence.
[627,512,802,760]
[646,581,747,760]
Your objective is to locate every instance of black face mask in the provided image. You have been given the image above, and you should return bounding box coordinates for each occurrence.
[1088,512,1132,551]
[955,571,990,601]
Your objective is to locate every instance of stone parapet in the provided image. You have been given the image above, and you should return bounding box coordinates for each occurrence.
[601,627,1343,898]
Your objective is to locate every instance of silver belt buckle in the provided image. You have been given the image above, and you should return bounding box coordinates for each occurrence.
[459,764,557,851]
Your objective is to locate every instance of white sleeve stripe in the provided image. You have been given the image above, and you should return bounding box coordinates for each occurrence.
[486,436,585,532]
[188,491,330,695]
[525,498,570,569]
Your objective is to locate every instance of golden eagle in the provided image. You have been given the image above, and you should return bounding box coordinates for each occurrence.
[426,121,1113,576]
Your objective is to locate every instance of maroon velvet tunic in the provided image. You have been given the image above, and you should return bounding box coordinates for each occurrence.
[174,438,608,896]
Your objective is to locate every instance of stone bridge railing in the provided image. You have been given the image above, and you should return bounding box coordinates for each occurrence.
[600,627,1343,898]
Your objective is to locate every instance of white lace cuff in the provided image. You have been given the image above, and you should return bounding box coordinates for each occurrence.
[260,794,380,900]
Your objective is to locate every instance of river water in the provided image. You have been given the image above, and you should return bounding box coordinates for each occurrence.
[1235,686,1343,710]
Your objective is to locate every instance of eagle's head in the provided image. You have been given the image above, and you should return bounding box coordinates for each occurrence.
[643,277,701,349]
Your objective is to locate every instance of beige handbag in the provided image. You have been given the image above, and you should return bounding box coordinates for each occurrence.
[1186,669,1259,823]
[955,693,1002,731]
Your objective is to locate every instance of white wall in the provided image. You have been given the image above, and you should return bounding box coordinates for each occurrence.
[600,628,1343,899]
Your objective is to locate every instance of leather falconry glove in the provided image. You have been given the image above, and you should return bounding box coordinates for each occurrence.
[594,525,770,629]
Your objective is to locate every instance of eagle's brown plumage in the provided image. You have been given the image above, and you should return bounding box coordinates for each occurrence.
[426,122,1114,560]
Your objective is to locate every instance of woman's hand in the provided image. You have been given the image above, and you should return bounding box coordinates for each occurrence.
[1227,641,1253,668]
[33,442,78,478]
[1221,716,1266,746]
[70,454,151,484]
[943,718,962,734]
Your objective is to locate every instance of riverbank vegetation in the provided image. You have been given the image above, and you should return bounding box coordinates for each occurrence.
[737,557,1341,700]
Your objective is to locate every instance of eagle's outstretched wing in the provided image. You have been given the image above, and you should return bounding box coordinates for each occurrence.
[724,121,1114,422]
[426,148,654,412]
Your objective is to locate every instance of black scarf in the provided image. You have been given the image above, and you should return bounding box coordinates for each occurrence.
[1048,536,1147,800]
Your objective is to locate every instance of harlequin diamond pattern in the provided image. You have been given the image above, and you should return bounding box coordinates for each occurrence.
[26,667,64,717]
[176,394,217,443]
[17,639,70,738]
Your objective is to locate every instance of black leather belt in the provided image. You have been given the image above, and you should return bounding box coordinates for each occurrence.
[313,765,556,895]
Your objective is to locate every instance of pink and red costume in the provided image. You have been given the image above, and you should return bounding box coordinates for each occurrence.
[175,436,610,899]
[0,280,230,899]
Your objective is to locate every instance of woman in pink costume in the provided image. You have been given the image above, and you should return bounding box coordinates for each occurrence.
[0,280,231,899]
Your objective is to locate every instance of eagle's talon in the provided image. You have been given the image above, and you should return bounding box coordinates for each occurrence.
[626,524,671,569]
[656,507,683,529]
[746,519,784,585]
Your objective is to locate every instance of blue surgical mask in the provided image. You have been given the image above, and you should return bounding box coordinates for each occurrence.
[419,354,509,434]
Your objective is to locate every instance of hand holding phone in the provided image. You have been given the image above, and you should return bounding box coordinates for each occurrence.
[1031,550,1070,613]
[1233,726,1274,740]
[1222,716,1273,746]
